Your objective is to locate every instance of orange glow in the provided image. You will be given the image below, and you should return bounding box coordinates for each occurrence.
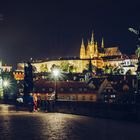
[13,72,24,80]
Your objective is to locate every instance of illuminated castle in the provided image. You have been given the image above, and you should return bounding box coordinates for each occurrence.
[17,31,138,75]
[80,32,122,59]
[80,32,104,59]
[79,32,138,72]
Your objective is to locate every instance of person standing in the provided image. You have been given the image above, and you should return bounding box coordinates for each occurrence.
[28,93,34,112]
[44,95,48,112]
[33,94,38,111]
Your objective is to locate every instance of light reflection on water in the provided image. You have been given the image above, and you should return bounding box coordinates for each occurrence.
[0,104,9,113]
[0,105,140,140]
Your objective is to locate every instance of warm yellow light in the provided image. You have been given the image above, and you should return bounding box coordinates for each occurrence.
[3,79,10,88]
[52,69,60,77]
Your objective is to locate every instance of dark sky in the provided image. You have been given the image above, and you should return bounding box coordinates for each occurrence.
[0,0,139,66]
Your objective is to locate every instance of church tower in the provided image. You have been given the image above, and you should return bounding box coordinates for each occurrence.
[86,40,90,58]
[94,42,98,57]
[100,37,105,57]
[101,37,104,49]
[86,32,95,58]
[91,31,94,45]
[80,38,86,59]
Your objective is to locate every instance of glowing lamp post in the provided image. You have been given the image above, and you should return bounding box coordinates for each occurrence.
[52,68,60,100]
[3,79,11,103]
[3,80,10,89]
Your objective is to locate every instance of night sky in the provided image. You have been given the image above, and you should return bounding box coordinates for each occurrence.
[0,0,139,66]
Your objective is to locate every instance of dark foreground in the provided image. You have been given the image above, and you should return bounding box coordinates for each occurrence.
[0,104,140,140]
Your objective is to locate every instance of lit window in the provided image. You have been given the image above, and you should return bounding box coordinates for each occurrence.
[71,96,76,100]
[62,96,65,99]
[111,95,115,98]
[66,96,70,100]
[82,96,85,100]
[90,96,93,100]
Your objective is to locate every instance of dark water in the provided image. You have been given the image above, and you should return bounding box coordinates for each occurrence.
[0,104,140,140]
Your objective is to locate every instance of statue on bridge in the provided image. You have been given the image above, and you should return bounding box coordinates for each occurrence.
[23,62,34,104]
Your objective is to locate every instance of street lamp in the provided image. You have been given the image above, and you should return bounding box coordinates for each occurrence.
[52,68,60,100]
[3,79,11,91]
[3,79,10,89]
[3,79,11,103]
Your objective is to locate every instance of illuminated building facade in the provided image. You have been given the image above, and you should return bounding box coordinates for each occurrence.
[33,81,97,102]
[79,32,123,68]
[80,32,138,74]
[80,32,102,59]
[16,31,138,75]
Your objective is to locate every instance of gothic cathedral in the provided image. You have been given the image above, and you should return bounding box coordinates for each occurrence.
[80,32,105,59]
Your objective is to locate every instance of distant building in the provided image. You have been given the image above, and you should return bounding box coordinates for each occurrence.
[33,80,97,102]
[16,31,138,75]
[2,65,12,72]
[80,32,138,74]
[13,71,24,81]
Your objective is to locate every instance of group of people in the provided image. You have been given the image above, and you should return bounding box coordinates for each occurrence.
[16,93,56,112]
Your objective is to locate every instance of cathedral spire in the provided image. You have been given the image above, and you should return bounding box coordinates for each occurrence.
[80,38,86,59]
[88,39,90,45]
[101,37,104,49]
[91,31,94,44]
[95,41,98,56]
[81,38,84,46]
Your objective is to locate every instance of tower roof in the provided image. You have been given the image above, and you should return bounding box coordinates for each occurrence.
[81,38,84,46]
[91,31,94,44]
[101,37,104,49]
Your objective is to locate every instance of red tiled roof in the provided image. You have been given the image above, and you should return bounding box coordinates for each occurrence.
[34,80,97,94]
[129,55,138,59]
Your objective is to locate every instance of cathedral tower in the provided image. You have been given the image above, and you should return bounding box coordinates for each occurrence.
[81,31,102,59]
[86,40,90,58]
[94,42,98,57]
[91,31,94,45]
[99,37,105,57]
[86,32,95,58]
[80,38,86,59]
[101,37,104,49]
